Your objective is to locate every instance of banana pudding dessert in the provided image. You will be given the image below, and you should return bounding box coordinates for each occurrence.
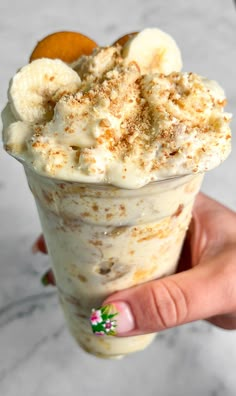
[2,28,231,358]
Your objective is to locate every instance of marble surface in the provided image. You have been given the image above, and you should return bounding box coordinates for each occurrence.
[0,0,236,395]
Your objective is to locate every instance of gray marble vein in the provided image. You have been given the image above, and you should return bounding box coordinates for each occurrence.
[0,0,236,395]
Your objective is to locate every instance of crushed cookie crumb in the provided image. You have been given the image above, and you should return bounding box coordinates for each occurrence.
[6,44,231,187]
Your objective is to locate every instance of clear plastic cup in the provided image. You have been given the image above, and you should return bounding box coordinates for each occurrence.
[25,166,204,358]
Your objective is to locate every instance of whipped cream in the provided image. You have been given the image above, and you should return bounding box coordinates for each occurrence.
[2,29,232,188]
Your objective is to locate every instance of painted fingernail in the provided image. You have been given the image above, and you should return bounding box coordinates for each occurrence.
[41,270,55,286]
[41,272,50,286]
[90,302,135,336]
[112,302,135,334]
[90,304,118,336]
[32,236,48,254]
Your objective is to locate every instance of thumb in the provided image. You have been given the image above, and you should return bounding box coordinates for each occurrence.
[103,246,236,336]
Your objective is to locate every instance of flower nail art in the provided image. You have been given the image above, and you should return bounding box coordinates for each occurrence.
[90,309,102,326]
[90,305,118,336]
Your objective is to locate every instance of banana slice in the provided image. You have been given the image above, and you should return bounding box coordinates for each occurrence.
[1,102,16,141]
[122,28,182,75]
[8,58,81,124]
[4,121,32,154]
[2,103,32,154]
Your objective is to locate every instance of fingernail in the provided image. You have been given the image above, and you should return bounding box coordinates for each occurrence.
[32,236,48,254]
[41,270,55,286]
[113,302,135,334]
[41,272,50,286]
[90,304,118,336]
[89,302,135,336]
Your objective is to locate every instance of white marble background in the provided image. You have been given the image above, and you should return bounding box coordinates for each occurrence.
[0,0,236,395]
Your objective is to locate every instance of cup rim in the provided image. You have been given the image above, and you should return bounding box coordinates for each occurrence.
[22,161,202,191]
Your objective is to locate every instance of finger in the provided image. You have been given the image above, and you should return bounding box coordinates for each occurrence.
[182,193,236,268]
[104,245,236,336]
[41,269,56,286]
[32,234,48,254]
[193,193,236,253]
[207,313,236,330]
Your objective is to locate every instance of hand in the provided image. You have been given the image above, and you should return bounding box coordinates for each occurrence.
[104,193,236,335]
[33,193,236,335]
